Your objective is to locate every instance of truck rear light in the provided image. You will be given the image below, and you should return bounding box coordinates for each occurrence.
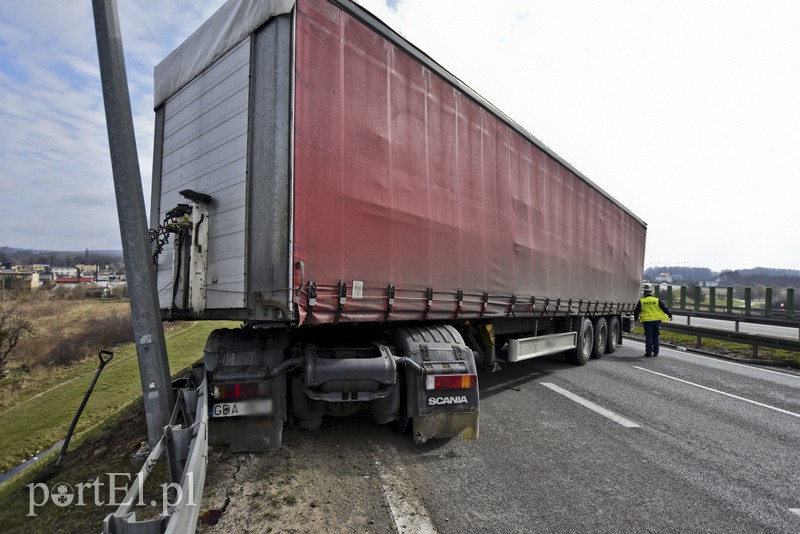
[212,382,261,400]
[425,374,476,390]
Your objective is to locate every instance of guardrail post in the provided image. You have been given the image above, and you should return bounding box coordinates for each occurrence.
[667,286,674,308]
[744,287,751,316]
[680,286,686,309]
[764,287,773,317]
[787,288,795,318]
[709,287,716,312]
[726,287,733,314]
[694,286,701,311]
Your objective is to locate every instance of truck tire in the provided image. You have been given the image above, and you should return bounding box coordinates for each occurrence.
[566,317,593,365]
[592,317,608,359]
[606,316,620,354]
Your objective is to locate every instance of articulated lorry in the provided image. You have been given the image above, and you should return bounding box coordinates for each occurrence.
[150,0,646,450]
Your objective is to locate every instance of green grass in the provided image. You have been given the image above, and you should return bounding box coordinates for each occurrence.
[0,321,237,473]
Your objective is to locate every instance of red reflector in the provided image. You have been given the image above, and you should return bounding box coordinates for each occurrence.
[426,374,476,390]
[217,382,260,400]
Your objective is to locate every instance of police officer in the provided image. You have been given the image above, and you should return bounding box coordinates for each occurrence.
[634,283,673,357]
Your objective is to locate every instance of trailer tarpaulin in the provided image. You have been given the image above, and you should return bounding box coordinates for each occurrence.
[292,0,646,325]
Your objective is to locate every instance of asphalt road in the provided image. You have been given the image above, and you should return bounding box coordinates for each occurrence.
[382,340,800,533]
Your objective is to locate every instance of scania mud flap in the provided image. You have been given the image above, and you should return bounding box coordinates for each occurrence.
[393,324,480,443]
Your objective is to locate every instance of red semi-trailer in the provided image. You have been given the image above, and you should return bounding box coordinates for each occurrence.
[150,0,646,450]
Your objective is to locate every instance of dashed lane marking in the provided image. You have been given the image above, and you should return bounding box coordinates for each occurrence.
[540,382,640,428]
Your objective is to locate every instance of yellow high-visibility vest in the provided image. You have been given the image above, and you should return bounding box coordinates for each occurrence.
[639,296,668,322]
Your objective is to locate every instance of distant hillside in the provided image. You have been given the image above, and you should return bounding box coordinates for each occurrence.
[644,266,716,283]
[0,247,123,268]
[718,268,800,288]
[645,265,800,288]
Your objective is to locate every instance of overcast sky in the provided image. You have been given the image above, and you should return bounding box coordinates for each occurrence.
[1,0,797,272]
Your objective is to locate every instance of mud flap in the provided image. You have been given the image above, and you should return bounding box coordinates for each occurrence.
[413,412,479,444]
[394,324,480,444]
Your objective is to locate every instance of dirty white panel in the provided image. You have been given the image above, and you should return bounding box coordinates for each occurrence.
[157,37,250,310]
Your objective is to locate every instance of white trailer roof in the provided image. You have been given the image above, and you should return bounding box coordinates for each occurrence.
[154,0,294,107]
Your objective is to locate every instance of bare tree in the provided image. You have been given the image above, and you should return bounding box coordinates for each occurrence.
[0,305,33,374]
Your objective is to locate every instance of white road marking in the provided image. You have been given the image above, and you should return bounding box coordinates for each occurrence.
[373,444,438,534]
[627,339,800,379]
[789,508,800,516]
[540,382,640,428]
[634,366,800,419]
[680,351,800,379]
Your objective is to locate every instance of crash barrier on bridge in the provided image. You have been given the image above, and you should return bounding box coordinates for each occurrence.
[673,310,800,341]
[103,366,207,534]
[660,322,800,359]
[656,285,795,319]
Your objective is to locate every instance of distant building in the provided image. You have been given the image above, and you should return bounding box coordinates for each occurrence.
[654,272,673,283]
[53,267,78,277]
[55,276,95,285]
[76,264,98,274]
[0,270,36,289]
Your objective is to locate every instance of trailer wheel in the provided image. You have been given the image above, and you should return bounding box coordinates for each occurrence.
[567,317,593,365]
[606,316,620,354]
[592,317,608,359]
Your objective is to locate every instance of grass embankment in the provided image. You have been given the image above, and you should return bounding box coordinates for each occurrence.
[0,299,237,533]
[631,325,800,368]
[0,319,235,473]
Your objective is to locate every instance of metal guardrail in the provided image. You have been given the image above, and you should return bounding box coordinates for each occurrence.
[660,322,800,358]
[656,285,796,320]
[672,310,800,339]
[103,370,208,534]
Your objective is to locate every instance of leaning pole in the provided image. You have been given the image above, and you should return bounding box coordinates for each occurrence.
[92,0,173,447]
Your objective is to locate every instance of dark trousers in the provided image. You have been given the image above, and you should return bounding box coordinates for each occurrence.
[643,321,661,355]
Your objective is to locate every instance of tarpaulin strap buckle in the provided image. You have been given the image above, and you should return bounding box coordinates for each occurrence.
[384,284,395,321]
[454,290,463,319]
[334,281,347,323]
[479,292,488,318]
[507,295,516,318]
[424,288,433,320]
[305,281,317,325]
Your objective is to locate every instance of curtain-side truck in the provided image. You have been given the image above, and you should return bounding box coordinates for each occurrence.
[150,0,647,451]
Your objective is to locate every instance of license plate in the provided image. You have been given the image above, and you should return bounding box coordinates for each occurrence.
[211,399,273,418]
